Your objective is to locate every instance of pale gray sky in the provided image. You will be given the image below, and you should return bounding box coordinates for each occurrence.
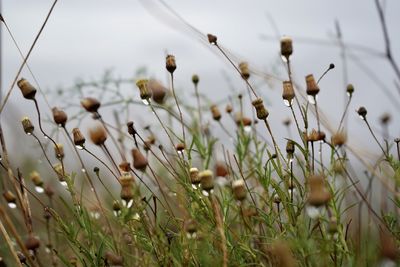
[1,0,400,160]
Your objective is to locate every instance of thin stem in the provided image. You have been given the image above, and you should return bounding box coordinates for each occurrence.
[337,95,352,132]
[83,147,119,179]
[364,119,387,157]
[170,73,186,144]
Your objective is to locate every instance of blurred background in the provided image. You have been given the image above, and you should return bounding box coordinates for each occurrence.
[1,0,400,166]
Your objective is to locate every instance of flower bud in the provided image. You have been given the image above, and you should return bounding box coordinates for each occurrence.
[132,148,148,171]
[232,179,247,201]
[119,161,131,172]
[252,98,269,120]
[192,74,199,85]
[346,84,354,96]
[210,105,222,121]
[21,117,34,135]
[54,143,64,159]
[199,170,214,191]
[148,79,167,104]
[136,79,152,100]
[225,104,233,114]
[331,132,347,147]
[166,54,177,74]
[3,190,16,206]
[25,235,40,251]
[89,125,107,146]
[280,36,293,59]
[190,167,200,184]
[176,143,185,152]
[282,81,295,106]
[30,171,43,187]
[357,106,367,120]
[72,128,86,148]
[286,140,295,156]
[215,162,228,177]
[17,78,37,100]
[306,74,319,96]
[81,97,100,113]
[52,107,68,127]
[44,185,54,198]
[307,175,331,206]
[380,113,391,125]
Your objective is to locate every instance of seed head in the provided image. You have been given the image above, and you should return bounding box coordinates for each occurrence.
[192,74,199,85]
[210,105,222,121]
[30,171,43,187]
[238,62,250,80]
[215,162,228,177]
[307,129,319,142]
[252,98,269,120]
[148,79,167,104]
[119,161,131,172]
[331,131,347,147]
[52,107,68,127]
[305,74,319,96]
[132,148,148,171]
[184,219,197,234]
[54,143,64,159]
[44,184,54,198]
[25,235,40,251]
[207,33,217,44]
[3,190,16,204]
[190,167,200,184]
[235,113,252,127]
[346,84,354,96]
[232,179,247,201]
[357,106,367,120]
[280,36,293,59]
[89,125,107,145]
[225,104,233,114]
[72,128,86,147]
[380,113,391,125]
[307,175,331,206]
[113,200,121,212]
[127,121,137,136]
[282,81,295,104]
[199,170,214,191]
[21,117,34,135]
[17,78,37,100]
[136,79,152,101]
[165,54,177,74]
[283,118,291,127]
[176,143,185,152]
[81,97,101,113]
[286,140,295,156]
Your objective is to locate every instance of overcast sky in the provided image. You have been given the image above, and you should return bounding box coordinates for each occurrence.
[1,0,400,160]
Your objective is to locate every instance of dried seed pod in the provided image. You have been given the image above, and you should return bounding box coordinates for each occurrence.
[119,161,131,172]
[25,235,40,251]
[184,219,197,234]
[53,163,65,181]
[232,179,247,201]
[286,140,295,156]
[317,131,326,141]
[176,143,185,152]
[268,240,296,267]
[120,172,134,186]
[30,171,43,187]
[307,129,319,142]
[89,125,107,145]
[148,79,167,104]
[210,105,222,121]
[127,121,136,136]
[54,143,64,159]
[120,186,134,203]
[52,107,68,127]
[199,170,214,191]
[81,97,100,113]
[235,114,252,127]
[346,84,354,96]
[282,81,295,106]
[17,78,37,100]
[283,118,291,127]
[380,113,391,125]
[44,184,54,198]
[136,79,152,101]
[305,74,319,96]
[238,62,250,80]
[132,148,148,171]
[166,54,177,74]
[104,251,124,266]
[357,106,367,120]
[207,33,217,44]
[280,36,293,59]
[3,190,16,205]
[331,131,347,147]
[225,104,233,114]
[21,117,34,135]
[192,74,199,85]
[190,167,200,184]
[307,175,331,206]
[215,162,228,177]
[252,98,269,120]
[72,128,86,148]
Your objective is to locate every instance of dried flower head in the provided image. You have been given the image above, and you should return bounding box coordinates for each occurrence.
[331,131,347,147]
[280,36,293,60]
[346,84,354,96]
[199,170,214,191]
[89,125,107,145]
[54,143,64,159]
[305,74,319,96]
[30,171,43,187]
[238,62,250,80]
[283,118,291,127]
[286,140,295,156]
[81,97,101,113]
[17,78,37,100]
[215,162,228,177]
[232,179,247,201]
[21,116,34,135]
[192,74,199,85]
[380,113,391,125]
[25,235,40,251]
[119,161,131,172]
[127,121,137,136]
[252,98,269,120]
[52,107,68,127]
[282,81,295,105]
[210,105,222,121]
[190,167,200,184]
[148,79,167,104]
[3,190,16,204]
[44,184,54,198]
[176,143,185,152]
[307,175,331,206]
[166,54,177,74]
[357,106,367,120]
[184,219,198,234]
[136,79,152,101]
[225,104,233,114]
[307,129,319,142]
[132,148,148,171]
[72,128,86,147]
[207,33,217,44]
